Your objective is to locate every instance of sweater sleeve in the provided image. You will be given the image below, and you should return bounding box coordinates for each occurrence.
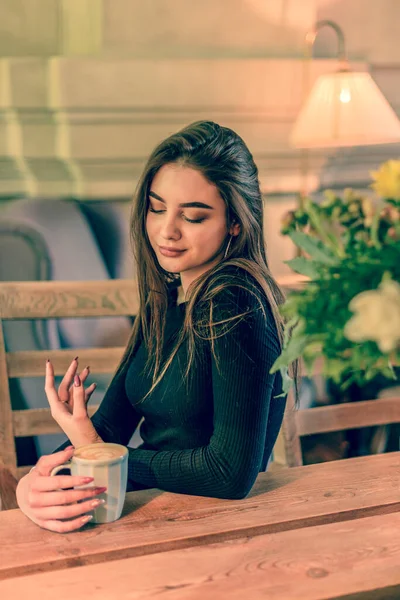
[126,285,283,499]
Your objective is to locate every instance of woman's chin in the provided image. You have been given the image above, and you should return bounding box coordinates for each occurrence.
[157,253,188,273]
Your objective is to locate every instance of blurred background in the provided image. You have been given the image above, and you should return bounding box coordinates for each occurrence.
[1,0,399,464]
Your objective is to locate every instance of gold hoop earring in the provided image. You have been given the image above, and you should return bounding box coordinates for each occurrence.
[223,234,233,259]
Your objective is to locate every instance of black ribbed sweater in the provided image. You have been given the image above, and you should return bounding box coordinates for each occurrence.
[57,271,286,500]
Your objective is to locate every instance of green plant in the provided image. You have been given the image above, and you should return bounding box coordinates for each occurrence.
[271,159,400,393]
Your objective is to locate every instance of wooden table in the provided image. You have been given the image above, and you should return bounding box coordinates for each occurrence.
[1,453,399,599]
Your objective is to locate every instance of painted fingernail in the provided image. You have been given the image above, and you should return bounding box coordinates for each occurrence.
[74,356,79,361]
[82,515,93,524]
[91,499,106,508]
[46,358,50,363]
[74,375,81,387]
[86,366,90,372]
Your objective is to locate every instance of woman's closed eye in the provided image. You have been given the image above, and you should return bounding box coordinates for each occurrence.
[148,207,206,224]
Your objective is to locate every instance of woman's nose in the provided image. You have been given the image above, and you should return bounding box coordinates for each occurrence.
[160,216,181,238]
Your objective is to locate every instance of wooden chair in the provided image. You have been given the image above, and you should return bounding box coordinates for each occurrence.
[281,379,400,467]
[278,356,400,468]
[0,279,139,509]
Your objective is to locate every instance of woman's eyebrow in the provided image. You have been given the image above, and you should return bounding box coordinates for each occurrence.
[149,191,214,210]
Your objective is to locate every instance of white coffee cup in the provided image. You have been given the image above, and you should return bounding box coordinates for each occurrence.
[51,443,128,523]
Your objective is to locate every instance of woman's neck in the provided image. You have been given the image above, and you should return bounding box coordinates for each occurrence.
[176,285,187,305]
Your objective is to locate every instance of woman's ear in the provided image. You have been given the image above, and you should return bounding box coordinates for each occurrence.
[230,221,241,236]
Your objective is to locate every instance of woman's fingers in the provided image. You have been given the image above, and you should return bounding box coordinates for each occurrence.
[32,474,94,492]
[31,495,105,521]
[72,374,88,419]
[34,446,75,477]
[29,486,107,508]
[58,358,79,402]
[85,382,97,404]
[47,356,91,409]
[79,366,90,384]
[24,447,104,534]
[44,360,61,410]
[69,367,92,409]
[36,514,94,533]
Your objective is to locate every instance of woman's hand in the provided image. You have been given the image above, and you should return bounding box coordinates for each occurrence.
[45,358,102,448]
[16,447,107,533]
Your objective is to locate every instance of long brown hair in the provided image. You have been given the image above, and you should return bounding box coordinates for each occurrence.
[117,121,299,402]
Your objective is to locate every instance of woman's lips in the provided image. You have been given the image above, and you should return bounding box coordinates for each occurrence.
[158,247,187,257]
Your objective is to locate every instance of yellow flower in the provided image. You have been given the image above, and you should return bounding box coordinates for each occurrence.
[344,279,400,353]
[370,159,400,199]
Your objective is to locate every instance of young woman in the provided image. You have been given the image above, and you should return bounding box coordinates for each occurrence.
[16,120,296,532]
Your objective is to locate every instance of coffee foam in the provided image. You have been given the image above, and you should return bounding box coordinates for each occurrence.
[74,445,125,461]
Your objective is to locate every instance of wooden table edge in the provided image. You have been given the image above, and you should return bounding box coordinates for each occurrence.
[1,500,400,581]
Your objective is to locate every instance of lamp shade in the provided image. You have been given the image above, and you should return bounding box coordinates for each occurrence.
[291,70,400,148]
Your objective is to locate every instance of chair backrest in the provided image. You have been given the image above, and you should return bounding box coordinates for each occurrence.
[281,354,400,467]
[0,220,54,469]
[0,279,139,481]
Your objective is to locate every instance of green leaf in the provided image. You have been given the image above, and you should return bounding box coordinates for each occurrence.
[381,365,397,380]
[272,366,294,397]
[273,390,289,398]
[324,358,347,383]
[270,333,308,374]
[284,256,320,279]
[283,317,299,346]
[280,296,303,320]
[302,341,323,375]
[280,366,293,395]
[289,230,339,266]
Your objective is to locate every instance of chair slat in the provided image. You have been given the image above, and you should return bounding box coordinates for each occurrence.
[0,322,17,477]
[0,463,18,510]
[0,274,308,320]
[281,389,303,467]
[0,279,139,319]
[296,397,400,436]
[7,348,125,377]
[13,405,100,437]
